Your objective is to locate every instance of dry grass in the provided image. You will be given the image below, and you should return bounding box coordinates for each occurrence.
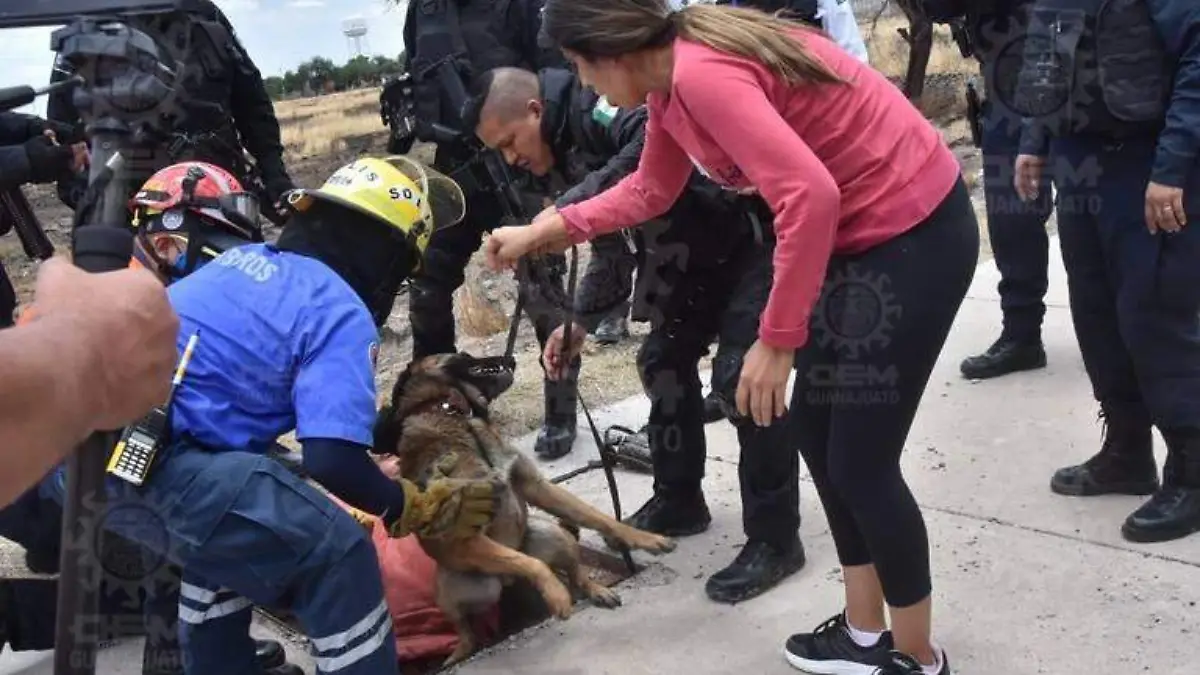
[859,15,980,81]
[277,87,385,159]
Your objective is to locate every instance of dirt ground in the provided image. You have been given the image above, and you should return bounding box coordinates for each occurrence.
[0,17,1017,441]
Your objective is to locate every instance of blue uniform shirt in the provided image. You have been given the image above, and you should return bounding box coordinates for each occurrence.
[166,243,380,454]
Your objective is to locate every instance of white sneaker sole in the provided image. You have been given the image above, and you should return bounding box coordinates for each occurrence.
[782,648,881,675]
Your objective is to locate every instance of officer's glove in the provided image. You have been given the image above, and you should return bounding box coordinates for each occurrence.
[23,136,74,184]
[262,172,296,226]
[387,472,502,540]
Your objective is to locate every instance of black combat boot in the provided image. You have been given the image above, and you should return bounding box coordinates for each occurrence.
[1122,428,1200,543]
[1051,402,1160,496]
[594,314,629,345]
[606,489,711,550]
[535,360,579,460]
[959,334,1046,380]
[705,536,806,604]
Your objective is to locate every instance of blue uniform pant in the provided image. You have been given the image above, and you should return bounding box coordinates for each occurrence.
[980,101,1054,341]
[1050,135,1200,432]
[42,443,398,675]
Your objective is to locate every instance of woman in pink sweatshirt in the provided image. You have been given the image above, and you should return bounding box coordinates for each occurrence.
[485,2,977,674]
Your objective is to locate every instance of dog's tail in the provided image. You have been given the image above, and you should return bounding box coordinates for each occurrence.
[559,519,581,541]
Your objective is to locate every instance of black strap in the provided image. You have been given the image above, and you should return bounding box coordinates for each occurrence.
[519,246,636,574]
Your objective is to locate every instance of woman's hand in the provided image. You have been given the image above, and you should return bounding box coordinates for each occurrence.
[543,322,587,380]
[484,208,573,271]
[736,339,795,427]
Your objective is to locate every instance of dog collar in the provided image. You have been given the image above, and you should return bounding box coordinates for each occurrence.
[436,399,472,418]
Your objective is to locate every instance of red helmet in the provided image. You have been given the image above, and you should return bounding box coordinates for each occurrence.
[129,161,264,281]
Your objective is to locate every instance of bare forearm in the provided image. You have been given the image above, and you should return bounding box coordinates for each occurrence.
[0,316,101,506]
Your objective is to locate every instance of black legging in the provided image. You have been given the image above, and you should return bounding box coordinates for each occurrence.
[793,176,978,608]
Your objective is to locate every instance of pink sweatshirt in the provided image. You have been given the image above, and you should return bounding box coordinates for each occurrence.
[558,30,962,349]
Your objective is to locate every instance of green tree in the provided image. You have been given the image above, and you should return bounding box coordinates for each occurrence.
[263,75,285,99]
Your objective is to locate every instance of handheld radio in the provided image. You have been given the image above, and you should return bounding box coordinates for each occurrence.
[106,332,200,485]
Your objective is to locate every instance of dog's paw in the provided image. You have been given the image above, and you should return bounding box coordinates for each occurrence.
[540,577,574,619]
[625,530,677,555]
[587,585,622,609]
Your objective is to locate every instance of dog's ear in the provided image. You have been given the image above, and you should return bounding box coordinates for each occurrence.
[373,403,401,456]
[390,360,418,402]
[446,387,470,413]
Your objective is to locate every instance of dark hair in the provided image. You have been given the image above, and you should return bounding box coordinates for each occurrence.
[541,0,846,86]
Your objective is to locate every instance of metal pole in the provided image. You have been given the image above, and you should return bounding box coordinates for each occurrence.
[54,129,135,675]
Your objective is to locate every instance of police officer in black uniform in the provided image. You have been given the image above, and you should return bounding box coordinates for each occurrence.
[1014,0,1200,543]
[47,0,295,225]
[396,0,583,460]
[0,112,82,327]
[467,65,806,602]
[923,0,1056,380]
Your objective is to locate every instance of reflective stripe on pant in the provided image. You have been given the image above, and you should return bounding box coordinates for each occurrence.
[41,444,398,675]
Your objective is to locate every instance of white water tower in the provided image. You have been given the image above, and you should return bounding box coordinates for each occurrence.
[343,16,369,58]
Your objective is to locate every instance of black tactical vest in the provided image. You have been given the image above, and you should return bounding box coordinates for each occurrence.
[1018,0,1172,139]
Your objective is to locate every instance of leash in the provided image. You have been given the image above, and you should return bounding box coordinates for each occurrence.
[504,250,637,574]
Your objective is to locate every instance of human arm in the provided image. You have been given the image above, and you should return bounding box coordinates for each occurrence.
[0,258,177,507]
[0,113,78,188]
[671,62,840,350]
[557,105,694,243]
[217,12,293,197]
[554,102,650,209]
[301,438,408,518]
[1147,0,1200,189]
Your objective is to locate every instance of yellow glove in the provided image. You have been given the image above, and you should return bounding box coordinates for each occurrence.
[387,475,501,540]
[344,506,378,533]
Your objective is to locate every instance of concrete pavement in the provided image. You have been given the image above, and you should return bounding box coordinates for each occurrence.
[453,236,1200,675]
[5,238,1198,674]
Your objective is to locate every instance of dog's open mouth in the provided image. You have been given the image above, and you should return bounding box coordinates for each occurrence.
[459,354,515,402]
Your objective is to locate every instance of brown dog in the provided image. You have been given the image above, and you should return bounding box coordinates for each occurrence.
[373,352,676,666]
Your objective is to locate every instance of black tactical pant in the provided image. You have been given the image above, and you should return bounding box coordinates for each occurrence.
[407,147,568,357]
[584,232,639,323]
[1052,135,1200,440]
[980,101,1054,341]
[636,238,800,549]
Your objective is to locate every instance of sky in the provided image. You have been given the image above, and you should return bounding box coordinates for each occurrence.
[0,0,410,116]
